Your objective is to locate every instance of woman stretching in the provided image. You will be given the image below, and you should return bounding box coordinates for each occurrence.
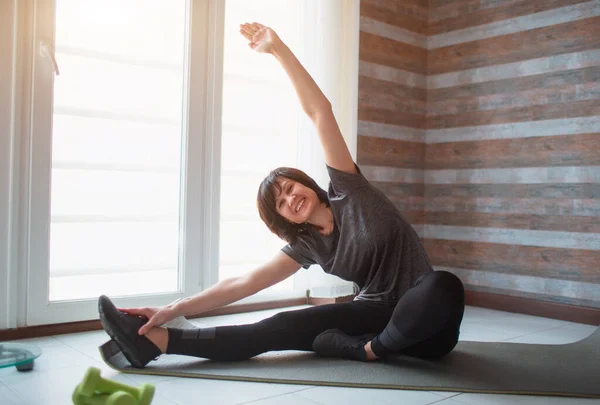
[98,22,465,368]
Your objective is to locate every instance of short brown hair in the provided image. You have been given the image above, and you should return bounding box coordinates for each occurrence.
[257,167,328,244]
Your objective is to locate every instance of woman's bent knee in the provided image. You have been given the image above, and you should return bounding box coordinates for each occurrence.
[431,270,463,286]
[416,271,464,297]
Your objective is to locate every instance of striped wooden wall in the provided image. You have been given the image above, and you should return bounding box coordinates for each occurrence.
[357,0,600,310]
[357,0,428,234]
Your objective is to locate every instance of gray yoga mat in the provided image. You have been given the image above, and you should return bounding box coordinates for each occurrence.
[99,317,600,399]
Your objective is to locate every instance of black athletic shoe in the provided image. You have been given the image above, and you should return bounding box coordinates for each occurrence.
[98,295,162,368]
[312,329,376,362]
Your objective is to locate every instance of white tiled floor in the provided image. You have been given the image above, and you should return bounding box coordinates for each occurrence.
[1,305,599,405]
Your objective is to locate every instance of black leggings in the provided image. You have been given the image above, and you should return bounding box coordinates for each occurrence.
[166,271,465,361]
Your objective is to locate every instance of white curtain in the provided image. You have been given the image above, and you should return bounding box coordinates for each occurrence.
[295,0,360,297]
[220,0,359,298]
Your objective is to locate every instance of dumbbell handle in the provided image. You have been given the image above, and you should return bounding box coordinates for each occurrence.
[94,376,141,397]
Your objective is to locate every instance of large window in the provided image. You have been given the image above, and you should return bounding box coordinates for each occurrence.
[25,0,215,325]
[1,0,358,328]
[48,0,187,301]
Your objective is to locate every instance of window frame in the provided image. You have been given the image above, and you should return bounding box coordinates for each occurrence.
[22,0,225,325]
[0,0,21,330]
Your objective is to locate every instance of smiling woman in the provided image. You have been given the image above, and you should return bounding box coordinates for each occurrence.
[256,167,331,244]
[96,17,465,370]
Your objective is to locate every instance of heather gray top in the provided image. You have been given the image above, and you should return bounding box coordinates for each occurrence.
[281,164,433,304]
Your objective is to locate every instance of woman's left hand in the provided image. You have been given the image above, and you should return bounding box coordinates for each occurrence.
[239,22,282,54]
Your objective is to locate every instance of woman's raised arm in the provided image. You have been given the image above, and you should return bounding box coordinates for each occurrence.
[240,22,357,174]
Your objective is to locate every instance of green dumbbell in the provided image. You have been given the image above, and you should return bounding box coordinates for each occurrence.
[73,387,137,405]
[73,367,154,405]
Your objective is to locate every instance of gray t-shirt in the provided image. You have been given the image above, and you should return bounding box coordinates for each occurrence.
[281,164,433,304]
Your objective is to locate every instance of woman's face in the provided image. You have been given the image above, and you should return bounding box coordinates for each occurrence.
[274,177,318,224]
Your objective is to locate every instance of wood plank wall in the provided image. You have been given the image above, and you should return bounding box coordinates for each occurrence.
[357,0,600,311]
[358,0,428,236]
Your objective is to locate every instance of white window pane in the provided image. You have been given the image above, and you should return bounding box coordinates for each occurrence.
[53,54,183,121]
[220,220,286,265]
[52,115,181,168]
[55,0,185,64]
[220,133,296,175]
[220,175,261,219]
[50,270,177,302]
[221,77,297,126]
[49,0,187,301]
[50,169,179,218]
[220,264,294,293]
[49,222,179,274]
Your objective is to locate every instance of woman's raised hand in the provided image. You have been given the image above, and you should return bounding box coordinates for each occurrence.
[119,305,178,335]
[239,22,282,54]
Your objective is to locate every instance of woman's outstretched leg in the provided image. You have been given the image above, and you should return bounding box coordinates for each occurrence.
[369,270,465,359]
[99,294,393,367]
[166,300,393,361]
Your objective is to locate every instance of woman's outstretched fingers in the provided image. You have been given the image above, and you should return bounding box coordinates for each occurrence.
[239,28,251,40]
[240,23,257,38]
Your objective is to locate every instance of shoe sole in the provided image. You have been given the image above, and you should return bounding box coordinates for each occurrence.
[98,298,147,368]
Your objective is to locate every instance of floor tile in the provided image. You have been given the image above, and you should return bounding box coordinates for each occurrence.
[0,383,27,405]
[240,392,321,405]
[458,322,525,342]
[458,311,569,343]
[53,329,112,362]
[295,386,447,405]
[53,329,109,347]
[147,393,180,405]
[504,322,597,344]
[154,377,310,405]
[480,312,567,336]
[451,393,600,405]
[0,362,167,405]
[434,399,472,405]
[462,306,514,322]
[429,391,463,399]
[434,399,474,405]
[3,336,63,348]
[1,363,102,405]
[121,371,178,386]
[0,344,92,380]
